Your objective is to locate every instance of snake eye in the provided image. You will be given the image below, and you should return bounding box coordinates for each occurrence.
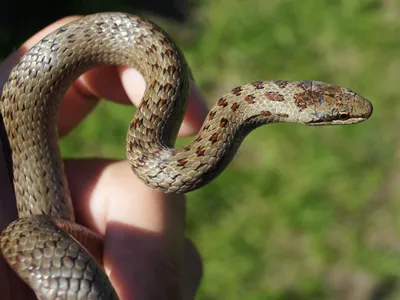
[338,112,350,120]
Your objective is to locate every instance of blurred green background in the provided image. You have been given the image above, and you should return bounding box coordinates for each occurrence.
[3,0,400,299]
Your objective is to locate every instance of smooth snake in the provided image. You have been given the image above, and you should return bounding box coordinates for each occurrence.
[0,12,373,299]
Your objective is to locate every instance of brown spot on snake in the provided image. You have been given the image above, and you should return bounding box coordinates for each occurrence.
[245,95,256,104]
[231,103,239,111]
[251,81,264,89]
[131,118,143,129]
[150,114,158,122]
[129,140,139,151]
[149,45,157,53]
[162,83,174,93]
[209,133,219,144]
[260,111,272,116]
[165,49,174,58]
[208,111,216,120]
[231,87,243,96]
[196,146,206,156]
[166,65,177,75]
[157,98,166,107]
[276,113,289,118]
[294,91,319,109]
[265,91,284,101]
[150,25,161,34]
[297,81,312,90]
[217,98,228,107]
[274,80,289,88]
[177,158,188,167]
[220,118,229,127]
[138,155,149,165]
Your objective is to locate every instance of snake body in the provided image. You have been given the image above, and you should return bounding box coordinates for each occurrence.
[0,12,372,299]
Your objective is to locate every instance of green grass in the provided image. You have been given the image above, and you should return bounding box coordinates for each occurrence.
[60,1,400,299]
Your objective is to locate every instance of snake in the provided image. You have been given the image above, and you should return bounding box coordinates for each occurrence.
[0,12,372,299]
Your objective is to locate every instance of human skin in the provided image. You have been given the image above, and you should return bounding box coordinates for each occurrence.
[0,16,206,300]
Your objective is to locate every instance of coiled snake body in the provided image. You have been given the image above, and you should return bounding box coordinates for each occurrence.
[0,12,372,299]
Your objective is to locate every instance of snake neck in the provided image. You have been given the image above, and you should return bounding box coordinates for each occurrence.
[127,81,297,194]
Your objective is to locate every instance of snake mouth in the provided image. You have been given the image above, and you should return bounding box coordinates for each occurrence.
[306,117,367,126]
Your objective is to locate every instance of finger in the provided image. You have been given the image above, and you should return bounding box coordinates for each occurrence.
[0,144,17,229]
[64,159,185,257]
[0,139,37,299]
[180,83,209,136]
[183,239,203,300]
[64,159,188,298]
[120,68,208,137]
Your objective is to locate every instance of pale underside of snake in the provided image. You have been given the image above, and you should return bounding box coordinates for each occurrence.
[0,12,372,300]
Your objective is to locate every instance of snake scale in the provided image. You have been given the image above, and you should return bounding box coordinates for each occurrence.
[0,12,372,299]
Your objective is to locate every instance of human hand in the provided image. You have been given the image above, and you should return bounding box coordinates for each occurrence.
[0,16,205,300]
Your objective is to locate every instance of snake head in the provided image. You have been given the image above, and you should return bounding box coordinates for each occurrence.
[303,81,373,126]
